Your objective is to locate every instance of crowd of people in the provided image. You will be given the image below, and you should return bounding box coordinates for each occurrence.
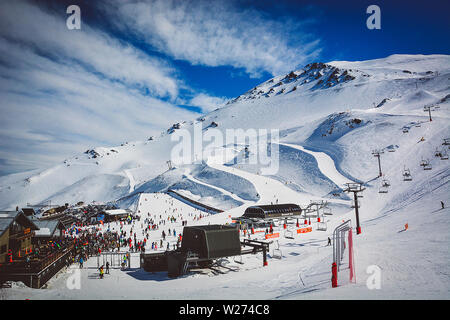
[27,195,213,279]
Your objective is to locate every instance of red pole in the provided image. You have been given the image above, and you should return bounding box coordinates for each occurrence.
[348,228,355,283]
[332,262,338,287]
[263,249,268,267]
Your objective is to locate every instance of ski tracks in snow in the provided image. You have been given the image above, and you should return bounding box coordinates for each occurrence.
[183,170,249,205]
[279,143,356,187]
[205,141,354,211]
[207,159,313,206]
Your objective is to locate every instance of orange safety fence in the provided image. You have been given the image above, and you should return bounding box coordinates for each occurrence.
[297,227,312,234]
[265,233,280,239]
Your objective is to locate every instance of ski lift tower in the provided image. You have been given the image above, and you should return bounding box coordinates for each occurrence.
[371,149,384,178]
[424,106,433,122]
[309,200,327,222]
[343,183,365,235]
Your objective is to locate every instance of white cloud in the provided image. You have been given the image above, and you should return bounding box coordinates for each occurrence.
[0,0,321,176]
[0,1,198,175]
[0,0,179,99]
[189,93,229,113]
[102,0,321,77]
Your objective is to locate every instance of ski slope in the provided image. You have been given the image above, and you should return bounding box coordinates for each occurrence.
[1,54,449,300]
[279,142,355,187]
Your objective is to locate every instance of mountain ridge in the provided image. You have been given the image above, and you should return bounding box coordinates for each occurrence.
[0,53,449,211]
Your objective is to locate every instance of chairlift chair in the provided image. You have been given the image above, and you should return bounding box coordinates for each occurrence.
[402,168,412,181]
[351,200,360,208]
[284,229,294,239]
[233,255,244,265]
[272,240,282,259]
[378,186,389,194]
[317,221,327,231]
[422,160,432,170]
[388,147,396,152]
[420,159,428,167]
[435,148,443,158]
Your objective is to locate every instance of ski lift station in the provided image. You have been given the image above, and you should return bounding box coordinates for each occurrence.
[241,204,302,219]
[232,203,303,227]
[140,224,270,278]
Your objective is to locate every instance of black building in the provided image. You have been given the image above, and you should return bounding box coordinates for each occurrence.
[181,224,241,259]
[242,204,302,219]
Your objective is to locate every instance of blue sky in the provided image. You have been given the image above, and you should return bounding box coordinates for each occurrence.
[53,0,450,101]
[0,0,449,176]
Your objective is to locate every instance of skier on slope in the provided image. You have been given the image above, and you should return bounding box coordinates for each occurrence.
[98,265,104,279]
[121,255,127,270]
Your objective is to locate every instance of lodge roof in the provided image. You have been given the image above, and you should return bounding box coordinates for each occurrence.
[0,211,39,238]
[103,209,131,216]
[30,217,64,237]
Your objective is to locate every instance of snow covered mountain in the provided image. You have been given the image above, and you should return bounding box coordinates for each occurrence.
[0,54,449,215]
[2,53,450,300]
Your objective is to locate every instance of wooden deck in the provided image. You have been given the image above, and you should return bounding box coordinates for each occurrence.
[0,243,78,288]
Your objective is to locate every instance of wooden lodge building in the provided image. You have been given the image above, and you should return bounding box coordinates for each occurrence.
[100,209,132,223]
[0,211,39,264]
[0,210,78,288]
